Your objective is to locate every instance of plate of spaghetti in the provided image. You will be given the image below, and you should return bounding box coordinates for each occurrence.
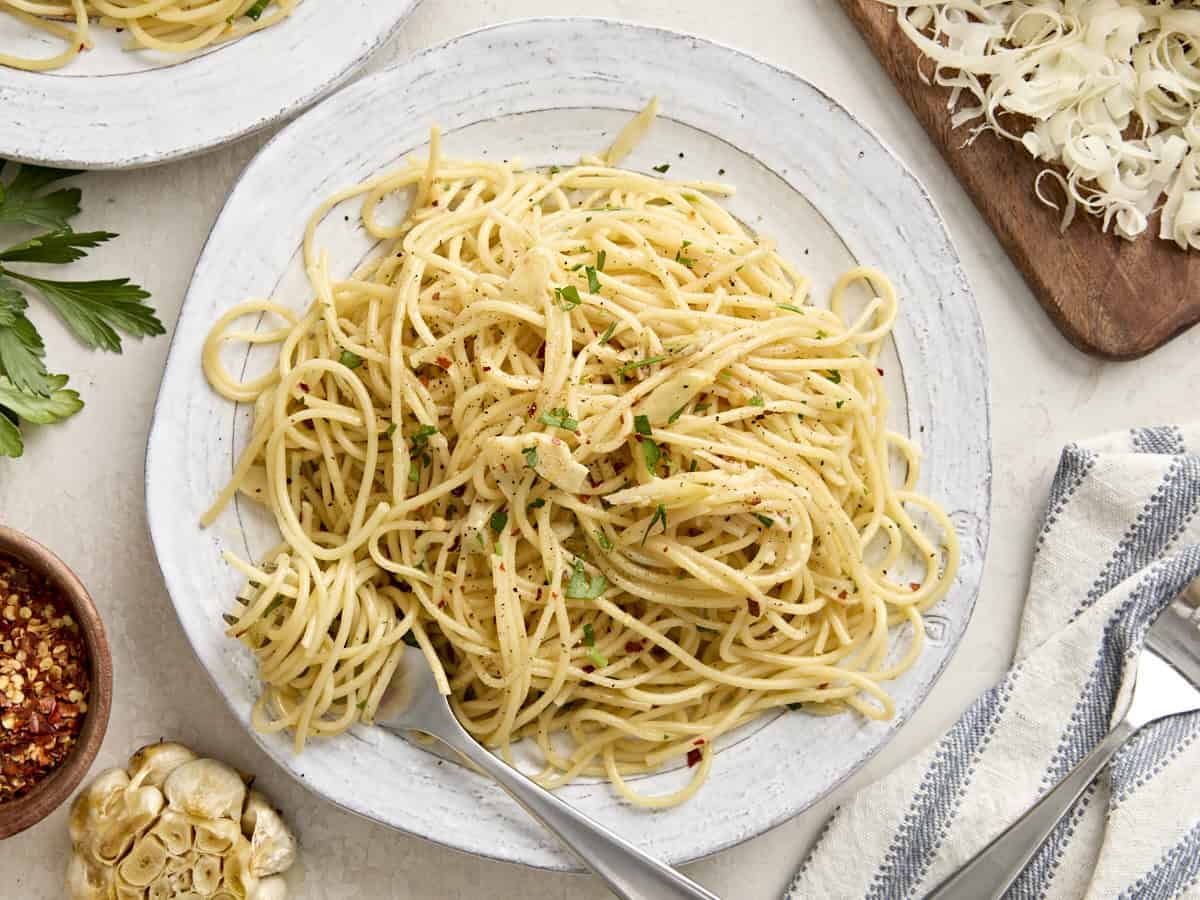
[0,0,419,168]
[146,18,991,869]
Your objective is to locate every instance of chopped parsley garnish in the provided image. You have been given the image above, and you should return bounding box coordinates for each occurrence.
[549,165,561,174]
[588,648,609,668]
[583,622,597,646]
[599,321,617,344]
[642,438,661,473]
[385,422,397,440]
[244,0,271,19]
[689,459,698,472]
[489,510,508,533]
[641,503,668,545]
[338,350,363,369]
[555,285,582,310]
[402,631,419,648]
[816,329,827,339]
[539,407,579,432]
[523,445,539,469]
[748,395,765,407]
[411,424,439,447]
[836,399,846,409]
[565,560,608,600]
[777,303,804,313]
[667,404,686,424]
[675,249,695,267]
[693,402,710,415]
[617,354,667,374]
[595,530,613,551]
[633,414,652,436]
[407,460,421,482]
[754,513,775,528]
[585,266,601,294]
[652,163,671,173]
[528,498,546,511]
[826,370,842,384]
[596,249,606,271]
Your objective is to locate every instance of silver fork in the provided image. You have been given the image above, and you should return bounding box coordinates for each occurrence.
[374,649,721,900]
[925,587,1200,900]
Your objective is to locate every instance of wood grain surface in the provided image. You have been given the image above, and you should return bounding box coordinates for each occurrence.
[839,0,1200,360]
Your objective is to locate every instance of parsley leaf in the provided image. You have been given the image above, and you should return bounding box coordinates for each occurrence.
[565,560,608,600]
[667,404,686,425]
[411,424,438,447]
[523,445,539,469]
[555,285,582,310]
[595,529,613,551]
[633,414,652,436]
[641,504,668,545]
[599,321,617,344]
[539,407,579,432]
[0,373,82,425]
[652,163,671,173]
[754,513,775,528]
[244,0,271,19]
[339,349,363,369]
[596,250,606,272]
[0,281,50,395]
[777,303,804,313]
[748,395,765,407]
[826,369,841,384]
[489,509,508,534]
[617,355,667,374]
[0,163,81,231]
[582,622,596,646]
[3,270,162,352]
[585,265,601,294]
[642,438,661,473]
[0,231,116,266]
[0,412,21,458]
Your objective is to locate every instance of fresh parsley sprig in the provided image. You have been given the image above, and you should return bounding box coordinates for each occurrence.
[0,163,162,458]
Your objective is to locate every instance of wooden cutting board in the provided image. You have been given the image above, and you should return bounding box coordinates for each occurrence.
[838,0,1200,359]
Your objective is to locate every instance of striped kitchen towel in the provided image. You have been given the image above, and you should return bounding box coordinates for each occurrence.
[786,425,1200,900]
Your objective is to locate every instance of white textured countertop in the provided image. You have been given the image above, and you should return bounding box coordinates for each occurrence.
[2,2,1197,897]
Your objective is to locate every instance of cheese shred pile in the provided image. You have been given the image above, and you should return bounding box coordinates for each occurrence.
[882,0,1200,249]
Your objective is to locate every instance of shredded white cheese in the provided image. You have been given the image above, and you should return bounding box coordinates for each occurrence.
[881,0,1200,248]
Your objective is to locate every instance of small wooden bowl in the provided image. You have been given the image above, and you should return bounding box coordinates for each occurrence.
[0,526,112,840]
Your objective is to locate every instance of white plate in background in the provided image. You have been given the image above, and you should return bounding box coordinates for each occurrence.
[146,17,991,870]
[0,1,420,169]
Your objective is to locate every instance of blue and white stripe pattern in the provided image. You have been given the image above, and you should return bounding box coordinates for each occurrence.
[786,426,1200,900]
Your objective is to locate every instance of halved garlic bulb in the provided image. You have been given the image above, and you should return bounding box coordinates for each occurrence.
[67,742,297,900]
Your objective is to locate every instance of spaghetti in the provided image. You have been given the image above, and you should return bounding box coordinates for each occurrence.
[201,107,959,807]
[0,0,297,72]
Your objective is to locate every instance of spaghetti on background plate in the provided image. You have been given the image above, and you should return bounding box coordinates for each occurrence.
[201,102,960,808]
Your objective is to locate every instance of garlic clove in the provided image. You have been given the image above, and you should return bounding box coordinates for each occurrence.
[253,875,289,900]
[193,853,223,895]
[150,808,194,856]
[242,792,297,879]
[164,760,246,821]
[128,743,199,790]
[94,785,166,867]
[66,851,114,900]
[194,817,241,856]
[118,833,170,888]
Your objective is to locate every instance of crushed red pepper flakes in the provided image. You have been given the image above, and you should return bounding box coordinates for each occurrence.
[686,748,703,768]
[435,356,452,370]
[624,640,644,654]
[0,554,89,804]
[837,590,848,600]
[910,582,921,591]
[747,599,761,617]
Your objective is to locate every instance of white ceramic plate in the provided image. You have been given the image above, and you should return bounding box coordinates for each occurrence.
[0,1,419,169]
[146,18,991,870]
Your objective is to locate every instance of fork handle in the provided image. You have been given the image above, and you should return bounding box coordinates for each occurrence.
[923,718,1137,900]
[434,729,720,900]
